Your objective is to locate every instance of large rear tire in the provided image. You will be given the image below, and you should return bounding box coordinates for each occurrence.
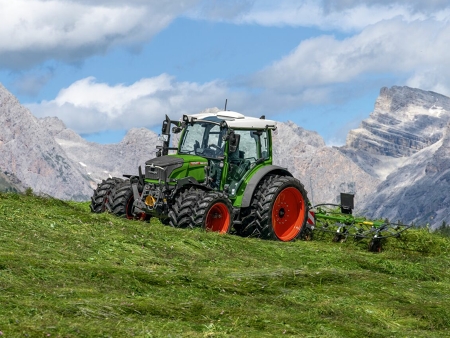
[243,175,309,241]
[90,177,124,213]
[193,191,233,234]
[168,187,205,228]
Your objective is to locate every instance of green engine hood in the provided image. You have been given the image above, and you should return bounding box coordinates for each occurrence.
[145,154,208,183]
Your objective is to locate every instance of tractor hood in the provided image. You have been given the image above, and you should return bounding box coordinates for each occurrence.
[145,154,208,183]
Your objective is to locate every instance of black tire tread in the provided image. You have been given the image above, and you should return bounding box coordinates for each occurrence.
[168,187,205,228]
[90,177,124,213]
[109,180,134,218]
[239,175,309,241]
[193,191,233,232]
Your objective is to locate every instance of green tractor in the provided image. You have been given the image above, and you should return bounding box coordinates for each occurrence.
[90,110,310,241]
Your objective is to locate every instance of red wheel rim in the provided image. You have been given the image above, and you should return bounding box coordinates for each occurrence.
[125,196,146,220]
[272,187,306,241]
[205,202,231,234]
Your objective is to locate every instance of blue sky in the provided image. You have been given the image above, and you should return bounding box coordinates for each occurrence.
[1,0,450,145]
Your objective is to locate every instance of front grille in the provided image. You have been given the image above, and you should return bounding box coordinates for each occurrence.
[145,165,165,181]
[145,156,184,181]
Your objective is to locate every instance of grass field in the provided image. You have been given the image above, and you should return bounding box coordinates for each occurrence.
[0,192,449,337]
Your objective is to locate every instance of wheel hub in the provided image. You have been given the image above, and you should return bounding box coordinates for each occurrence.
[278,208,285,218]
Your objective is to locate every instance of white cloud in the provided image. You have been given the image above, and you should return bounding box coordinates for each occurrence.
[189,0,450,31]
[251,18,450,96]
[0,0,200,69]
[27,74,335,135]
[28,75,231,134]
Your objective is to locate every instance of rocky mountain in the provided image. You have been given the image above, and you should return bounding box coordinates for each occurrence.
[273,122,379,206]
[359,128,450,227]
[39,117,160,183]
[0,84,94,200]
[341,86,450,227]
[0,170,25,193]
[340,86,450,180]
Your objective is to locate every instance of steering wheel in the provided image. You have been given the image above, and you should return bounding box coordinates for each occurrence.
[208,144,223,156]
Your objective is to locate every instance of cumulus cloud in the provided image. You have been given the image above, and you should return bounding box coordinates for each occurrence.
[251,18,450,96]
[27,75,233,134]
[0,0,200,69]
[27,74,366,136]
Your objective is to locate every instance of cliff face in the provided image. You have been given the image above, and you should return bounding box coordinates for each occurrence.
[41,117,160,183]
[344,86,450,158]
[0,84,94,200]
[340,86,450,227]
[360,123,450,227]
[0,170,25,193]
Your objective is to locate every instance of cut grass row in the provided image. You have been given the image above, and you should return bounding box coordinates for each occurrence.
[0,192,449,337]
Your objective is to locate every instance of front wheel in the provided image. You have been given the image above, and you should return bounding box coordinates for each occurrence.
[109,181,148,220]
[193,191,233,234]
[90,177,124,213]
[254,175,309,241]
[168,187,205,228]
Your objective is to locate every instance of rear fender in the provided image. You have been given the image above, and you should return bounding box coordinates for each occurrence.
[241,166,292,208]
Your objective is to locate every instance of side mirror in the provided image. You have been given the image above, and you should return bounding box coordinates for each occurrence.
[229,132,240,153]
[161,115,171,135]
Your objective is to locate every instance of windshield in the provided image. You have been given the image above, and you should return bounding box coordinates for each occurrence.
[179,122,225,159]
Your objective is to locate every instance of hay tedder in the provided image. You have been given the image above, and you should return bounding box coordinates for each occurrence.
[305,193,413,252]
[90,110,412,252]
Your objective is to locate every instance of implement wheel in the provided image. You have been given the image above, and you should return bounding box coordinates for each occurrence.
[90,177,124,213]
[368,238,383,253]
[254,175,309,241]
[194,192,233,234]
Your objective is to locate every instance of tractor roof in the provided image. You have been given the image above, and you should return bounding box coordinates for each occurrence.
[184,110,277,130]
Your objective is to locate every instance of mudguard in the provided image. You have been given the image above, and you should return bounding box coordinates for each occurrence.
[241,165,292,208]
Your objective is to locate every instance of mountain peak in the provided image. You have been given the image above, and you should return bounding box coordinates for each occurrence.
[0,85,94,200]
[344,85,450,159]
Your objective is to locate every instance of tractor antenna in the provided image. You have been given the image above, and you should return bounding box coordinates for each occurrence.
[224,99,228,111]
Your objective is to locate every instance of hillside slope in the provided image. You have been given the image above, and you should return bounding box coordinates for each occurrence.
[0,192,449,337]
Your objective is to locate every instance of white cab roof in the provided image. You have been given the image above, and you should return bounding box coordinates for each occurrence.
[185,110,277,130]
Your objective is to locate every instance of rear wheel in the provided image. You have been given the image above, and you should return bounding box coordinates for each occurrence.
[193,191,233,234]
[109,181,148,220]
[90,177,124,213]
[249,175,309,241]
[168,187,205,228]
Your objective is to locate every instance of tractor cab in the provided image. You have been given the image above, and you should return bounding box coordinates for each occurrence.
[176,111,276,195]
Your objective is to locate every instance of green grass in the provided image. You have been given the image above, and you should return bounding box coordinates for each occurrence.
[0,192,449,337]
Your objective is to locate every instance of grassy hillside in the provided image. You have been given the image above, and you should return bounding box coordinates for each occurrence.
[0,192,449,337]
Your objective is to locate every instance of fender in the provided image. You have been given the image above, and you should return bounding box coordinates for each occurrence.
[241,165,292,208]
[175,177,213,193]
